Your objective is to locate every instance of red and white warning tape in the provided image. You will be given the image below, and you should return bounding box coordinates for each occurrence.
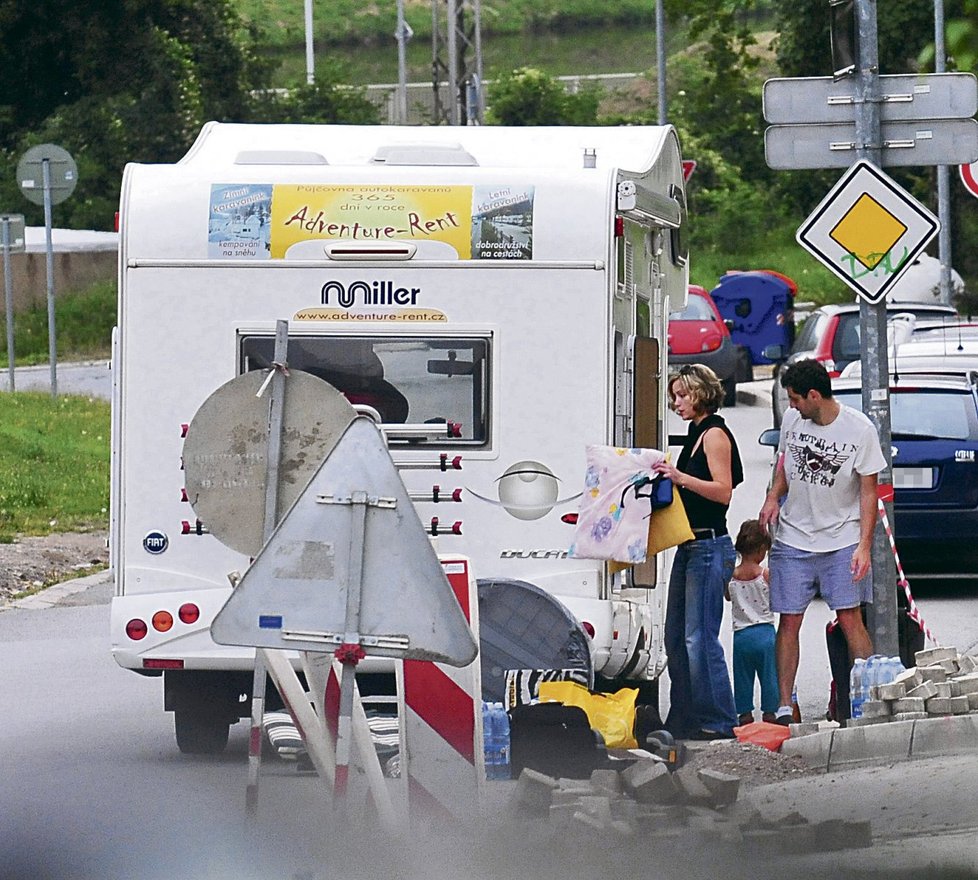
[877,493,938,646]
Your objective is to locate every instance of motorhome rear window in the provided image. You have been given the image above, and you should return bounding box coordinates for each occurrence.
[239,334,490,445]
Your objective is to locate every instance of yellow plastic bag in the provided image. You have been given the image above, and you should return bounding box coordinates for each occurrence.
[609,484,694,574]
[537,680,639,749]
[646,482,695,555]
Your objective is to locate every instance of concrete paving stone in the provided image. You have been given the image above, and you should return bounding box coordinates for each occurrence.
[911,714,978,758]
[926,695,970,715]
[846,714,889,727]
[958,655,977,674]
[932,681,955,699]
[780,729,833,770]
[697,768,741,806]
[893,711,928,721]
[512,767,560,814]
[915,646,959,666]
[893,696,927,714]
[589,768,621,795]
[673,764,713,804]
[551,790,585,806]
[789,721,819,737]
[968,693,978,710]
[952,673,978,695]
[940,658,960,674]
[578,795,613,822]
[860,699,890,718]
[895,667,923,687]
[814,818,873,850]
[549,802,579,827]
[919,665,949,683]
[829,720,914,769]
[877,680,906,700]
[621,757,680,804]
[906,680,939,700]
[572,810,607,830]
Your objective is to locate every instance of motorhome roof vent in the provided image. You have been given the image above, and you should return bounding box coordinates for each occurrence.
[371,143,478,166]
[234,150,328,165]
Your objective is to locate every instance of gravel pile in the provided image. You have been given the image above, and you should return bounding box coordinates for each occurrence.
[0,530,108,603]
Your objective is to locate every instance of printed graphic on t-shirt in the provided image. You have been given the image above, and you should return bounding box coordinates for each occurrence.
[787,434,857,487]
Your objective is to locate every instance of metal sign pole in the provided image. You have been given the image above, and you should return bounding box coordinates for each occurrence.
[935,0,953,305]
[3,219,14,391]
[655,0,667,125]
[333,491,371,807]
[246,319,290,815]
[41,159,58,398]
[854,0,899,657]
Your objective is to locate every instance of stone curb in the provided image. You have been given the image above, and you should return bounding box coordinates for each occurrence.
[781,714,978,770]
[0,568,113,611]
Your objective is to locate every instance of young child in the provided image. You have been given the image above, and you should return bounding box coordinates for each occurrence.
[725,519,779,726]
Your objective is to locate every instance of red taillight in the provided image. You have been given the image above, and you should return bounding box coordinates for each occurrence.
[126,618,148,640]
[143,659,184,670]
[614,217,624,237]
[152,610,174,632]
[816,356,837,376]
[178,603,200,624]
[700,336,722,353]
[581,620,595,638]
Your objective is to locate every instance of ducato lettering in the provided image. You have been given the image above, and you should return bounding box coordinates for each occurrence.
[500,549,569,559]
[321,280,421,308]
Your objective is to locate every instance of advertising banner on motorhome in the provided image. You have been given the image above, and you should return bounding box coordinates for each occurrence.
[208,184,534,260]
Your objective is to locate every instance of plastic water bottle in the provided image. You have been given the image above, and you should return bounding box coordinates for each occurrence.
[850,658,867,719]
[483,702,511,780]
[482,701,496,779]
[493,703,511,781]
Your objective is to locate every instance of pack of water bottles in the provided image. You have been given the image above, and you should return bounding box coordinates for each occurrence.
[481,701,511,780]
[849,655,905,719]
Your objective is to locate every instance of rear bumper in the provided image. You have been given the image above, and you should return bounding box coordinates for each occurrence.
[668,338,739,382]
[893,509,978,577]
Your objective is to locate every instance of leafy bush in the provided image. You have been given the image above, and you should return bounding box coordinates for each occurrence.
[486,67,599,125]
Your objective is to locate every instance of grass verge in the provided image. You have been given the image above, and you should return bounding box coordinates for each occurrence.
[0,393,110,541]
[1,280,115,366]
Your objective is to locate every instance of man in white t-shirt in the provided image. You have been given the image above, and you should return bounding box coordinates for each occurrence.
[759,359,886,725]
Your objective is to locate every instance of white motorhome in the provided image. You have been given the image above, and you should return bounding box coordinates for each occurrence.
[110,123,689,752]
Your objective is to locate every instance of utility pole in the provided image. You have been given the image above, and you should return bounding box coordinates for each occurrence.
[655,0,667,124]
[304,0,315,85]
[934,0,953,305]
[852,0,899,657]
[431,0,483,125]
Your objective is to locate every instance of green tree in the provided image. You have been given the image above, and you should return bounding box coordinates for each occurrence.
[0,1,378,230]
[486,67,599,126]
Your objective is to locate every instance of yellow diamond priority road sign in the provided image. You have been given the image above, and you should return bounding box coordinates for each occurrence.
[796,160,939,304]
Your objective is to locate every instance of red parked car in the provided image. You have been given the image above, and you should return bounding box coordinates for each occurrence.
[668,285,745,407]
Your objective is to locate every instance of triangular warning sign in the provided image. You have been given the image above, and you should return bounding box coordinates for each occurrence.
[212,417,478,667]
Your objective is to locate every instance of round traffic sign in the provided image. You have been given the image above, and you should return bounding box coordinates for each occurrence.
[182,370,356,556]
[961,161,978,200]
[17,144,77,207]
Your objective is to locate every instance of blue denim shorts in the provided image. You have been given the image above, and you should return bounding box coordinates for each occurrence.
[769,541,873,614]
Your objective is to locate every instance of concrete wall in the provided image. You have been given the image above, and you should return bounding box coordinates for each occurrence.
[1,250,117,314]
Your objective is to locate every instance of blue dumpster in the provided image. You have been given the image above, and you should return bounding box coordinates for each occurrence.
[709,270,797,365]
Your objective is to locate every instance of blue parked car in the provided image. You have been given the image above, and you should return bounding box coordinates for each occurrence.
[832,372,978,581]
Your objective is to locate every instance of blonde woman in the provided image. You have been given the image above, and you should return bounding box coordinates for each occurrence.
[652,364,743,739]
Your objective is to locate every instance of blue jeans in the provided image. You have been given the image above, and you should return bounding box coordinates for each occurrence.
[733,623,779,716]
[664,536,737,736]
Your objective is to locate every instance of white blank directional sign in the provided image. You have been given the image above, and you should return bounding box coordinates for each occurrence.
[765,119,978,170]
[796,160,940,305]
[763,73,978,124]
[212,417,479,667]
